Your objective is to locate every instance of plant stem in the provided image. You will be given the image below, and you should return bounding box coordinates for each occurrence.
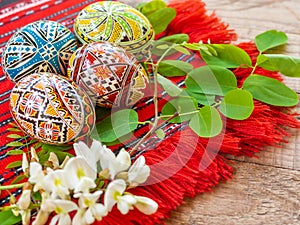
[129,112,180,155]
[0,183,25,191]
[159,110,199,119]
[129,45,179,155]
[250,52,262,76]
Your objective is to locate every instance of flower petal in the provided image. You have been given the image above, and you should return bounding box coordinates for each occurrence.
[128,156,150,185]
[117,195,136,215]
[58,214,72,225]
[104,179,126,211]
[134,196,158,215]
[17,189,31,210]
[64,157,97,190]
[116,149,131,172]
[92,204,107,221]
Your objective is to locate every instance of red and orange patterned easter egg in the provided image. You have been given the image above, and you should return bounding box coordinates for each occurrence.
[9,72,95,145]
[68,42,149,108]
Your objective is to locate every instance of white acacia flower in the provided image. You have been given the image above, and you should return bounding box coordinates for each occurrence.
[30,147,39,162]
[17,189,31,210]
[48,152,60,169]
[32,210,50,225]
[22,153,29,175]
[72,209,88,225]
[104,179,136,214]
[74,190,107,224]
[44,168,70,199]
[134,196,158,215]
[64,157,96,193]
[73,140,103,172]
[20,209,31,225]
[41,199,78,225]
[99,148,131,179]
[32,192,50,225]
[127,156,150,187]
[116,195,136,215]
[28,162,46,192]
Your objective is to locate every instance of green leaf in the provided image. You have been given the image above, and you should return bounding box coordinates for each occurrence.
[200,44,252,68]
[183,43,202,51]
[11,174,27,184]
[0,210,21,225]
[41,143,72,152]
[102,133,134,146]
[96,109,139,143]
[173,46,190,55]
[136,2,147,11]
[155,128,166,139]
[152,34,189,56]
[243,75,299,106]
[6,160,22,169]
[158,34,189,44]
[155,44,170,50]
[6,150,24,156]
[139,0,167,17]
[257,54,300,77]
[219,89,254,120]
[6,134,24,139]
[184,90,216,106]
[7,128,22,132]
[157,74,182,96]
[161,96,198,123]
[158,60,194,77]
[6,141,23,147]
[147,8,176,34]
[185,65,237,96]
[189,106,223,137]
[255,30,288,52]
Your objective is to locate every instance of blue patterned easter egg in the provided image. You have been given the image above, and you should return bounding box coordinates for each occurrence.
[2,20,77,82]
[9,72,95,145]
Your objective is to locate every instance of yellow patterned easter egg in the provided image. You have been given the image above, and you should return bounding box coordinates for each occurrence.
[74,1,155,58]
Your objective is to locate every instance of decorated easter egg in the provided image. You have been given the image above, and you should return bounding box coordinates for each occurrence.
[9,72,95,145]
[2,20,77,82]
[68,42,149,108]
[74,1,154,57]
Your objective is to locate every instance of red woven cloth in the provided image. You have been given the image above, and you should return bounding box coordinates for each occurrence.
[0,0,299,224]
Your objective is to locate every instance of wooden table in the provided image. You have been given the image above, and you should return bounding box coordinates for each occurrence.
[164,0,300,224]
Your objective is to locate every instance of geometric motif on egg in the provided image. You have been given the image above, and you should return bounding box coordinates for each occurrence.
[9,72,95,145]
[68,42,149,108]
[74,1,155,58]
[2,20,77,83]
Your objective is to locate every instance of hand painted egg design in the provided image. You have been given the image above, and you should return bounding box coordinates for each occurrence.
[9,72,95,145]
[74,1,154,58]
[68,42,149,108]
[2,20,77,82]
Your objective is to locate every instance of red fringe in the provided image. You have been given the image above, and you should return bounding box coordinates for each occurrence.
[4,1,299,224]
[98,129,233,225]
[164,0,237,43]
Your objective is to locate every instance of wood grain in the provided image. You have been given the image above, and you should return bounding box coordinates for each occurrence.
[122,0,300,224]
[165,0,300,224]
[165,161,300,225]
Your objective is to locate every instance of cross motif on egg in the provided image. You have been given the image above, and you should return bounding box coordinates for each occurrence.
[68,42,149,108]
[2,20,77,82]
[9,72,95,145]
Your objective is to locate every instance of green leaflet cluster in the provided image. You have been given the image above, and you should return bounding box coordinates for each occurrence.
[96,30,299,146]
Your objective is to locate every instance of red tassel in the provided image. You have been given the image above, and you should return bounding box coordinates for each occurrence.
[165,0,237,43]
[96,129,233,225]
